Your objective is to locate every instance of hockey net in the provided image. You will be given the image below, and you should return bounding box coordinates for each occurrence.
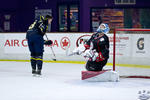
[113,29,150,78]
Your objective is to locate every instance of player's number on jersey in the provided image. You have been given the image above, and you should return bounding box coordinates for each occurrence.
[29,21,36,30]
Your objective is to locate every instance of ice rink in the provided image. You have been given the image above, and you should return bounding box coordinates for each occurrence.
[0,61,150,100]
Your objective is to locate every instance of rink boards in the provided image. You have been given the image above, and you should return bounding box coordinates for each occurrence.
[0,32,150,69]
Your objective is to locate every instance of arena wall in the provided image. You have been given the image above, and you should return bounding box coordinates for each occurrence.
[0,33,150,67]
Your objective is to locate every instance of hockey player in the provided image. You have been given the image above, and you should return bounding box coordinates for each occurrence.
[26,15,53,75]
[73,23,110,71]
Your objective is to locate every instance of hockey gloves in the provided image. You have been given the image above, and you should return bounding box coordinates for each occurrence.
[83,49,105,62]
[83,49,98,61]
[44,40,53,46]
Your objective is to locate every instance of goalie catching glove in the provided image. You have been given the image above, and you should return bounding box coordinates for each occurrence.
[44,40,53,46]
[83,49,105,62]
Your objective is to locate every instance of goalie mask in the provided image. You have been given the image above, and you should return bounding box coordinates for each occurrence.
[96,23,110,34]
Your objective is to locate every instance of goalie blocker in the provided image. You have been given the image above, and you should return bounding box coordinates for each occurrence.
[82,70,119,82]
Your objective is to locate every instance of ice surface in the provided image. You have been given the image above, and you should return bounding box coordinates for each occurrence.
[0,61,150,100]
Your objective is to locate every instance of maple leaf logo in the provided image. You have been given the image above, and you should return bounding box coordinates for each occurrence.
[62,39,69,47]
[60,37,70,50]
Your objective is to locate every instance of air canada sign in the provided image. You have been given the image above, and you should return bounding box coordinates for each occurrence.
[4,39,60,47]
[4,39,28,47]
[3,34,71,54]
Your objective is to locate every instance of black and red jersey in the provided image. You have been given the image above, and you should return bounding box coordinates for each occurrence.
[86,32,109,60]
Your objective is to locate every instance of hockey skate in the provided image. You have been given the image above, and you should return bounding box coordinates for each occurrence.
[32,69,36,74]
[32,69,37,76]
[36,70,41,76]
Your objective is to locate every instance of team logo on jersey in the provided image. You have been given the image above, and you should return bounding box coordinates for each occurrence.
[137,38,144,50]
[60,37,70,50]
[138,90,150,100]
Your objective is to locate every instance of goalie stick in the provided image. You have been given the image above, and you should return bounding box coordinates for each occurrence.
[45,34,57,61]
[65,45,79,56]
[66,51,79,56]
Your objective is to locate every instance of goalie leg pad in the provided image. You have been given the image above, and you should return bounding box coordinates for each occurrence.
[82,70,119,82]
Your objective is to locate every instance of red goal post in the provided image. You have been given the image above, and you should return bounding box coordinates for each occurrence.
[113,28,150,78]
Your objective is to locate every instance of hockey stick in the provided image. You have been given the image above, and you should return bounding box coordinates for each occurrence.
[65,45,78,56]
[66,42,88,56]
[66,50,79,56]
[45,34,57,61]
[65,47,82,56]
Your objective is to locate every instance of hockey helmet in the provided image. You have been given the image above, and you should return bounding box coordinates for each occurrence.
[96,23,110,34]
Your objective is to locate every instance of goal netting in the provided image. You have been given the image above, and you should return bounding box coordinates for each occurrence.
[113,29,150,78]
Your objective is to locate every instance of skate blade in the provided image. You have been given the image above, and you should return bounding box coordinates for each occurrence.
[32,74,37,77]
[36,74,42,77]
[32,74,42,77]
